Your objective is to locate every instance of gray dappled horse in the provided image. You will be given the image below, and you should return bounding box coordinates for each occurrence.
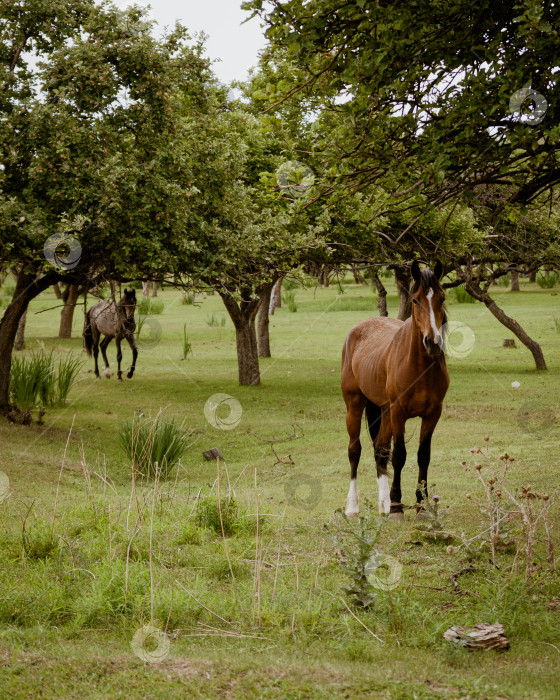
[83,289,138,381]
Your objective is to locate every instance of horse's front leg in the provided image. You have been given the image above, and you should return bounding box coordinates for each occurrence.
[126,334,138,379]
[115,336,123,381]
[344,391,366,518]
[416,406,443,513]
[100,336,112,378]
[389,404,407,520]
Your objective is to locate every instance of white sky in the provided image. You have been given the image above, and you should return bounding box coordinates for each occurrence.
[113,0,267,84]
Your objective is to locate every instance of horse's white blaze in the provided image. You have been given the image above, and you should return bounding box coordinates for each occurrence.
[346,478,359,517]
[426,288,441,343]
[105,367,111,378]
[378,474,391,514]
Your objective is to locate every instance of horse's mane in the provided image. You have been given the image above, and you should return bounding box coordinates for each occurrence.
[411,270,448,330]
[411,270,442,294]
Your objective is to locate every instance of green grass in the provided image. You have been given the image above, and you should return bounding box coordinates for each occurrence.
[0,278,559,698]
[137,297,165,315]
[453,284,477,303]
[537,271,559,288]
[118,411,192,480]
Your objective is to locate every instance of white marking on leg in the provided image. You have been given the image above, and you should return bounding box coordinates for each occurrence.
[345,478,359,517]
[105,367,111,378]
[378,474,391,514]
[426,288,442,345]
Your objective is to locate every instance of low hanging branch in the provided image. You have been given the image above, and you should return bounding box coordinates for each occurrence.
[461,260,547,371]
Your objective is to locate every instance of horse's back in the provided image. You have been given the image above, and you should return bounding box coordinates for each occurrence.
[90,300,118,336]
[344,317,403,361]
[342,316,404,404]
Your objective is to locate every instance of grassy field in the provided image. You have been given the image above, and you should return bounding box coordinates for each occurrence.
[0,275,559,699]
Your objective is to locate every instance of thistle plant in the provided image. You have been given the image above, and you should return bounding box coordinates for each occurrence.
[414,482,453,542]
[454,437,551,569]
[465,441,517,565]
[326,500,386,608]
[416,482,447,530]
[503,484,557,580]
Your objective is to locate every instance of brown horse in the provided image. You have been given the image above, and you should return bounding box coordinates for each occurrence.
[341,261,449,519]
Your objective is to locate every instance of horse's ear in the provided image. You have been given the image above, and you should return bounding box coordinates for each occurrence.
[411,260,421,284]
[434,260,443,280]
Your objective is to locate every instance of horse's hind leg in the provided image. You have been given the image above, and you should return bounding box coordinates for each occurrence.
[100,336,112,378]
[343,390,366,517]
[92,328,101,379]
[415,406,443,514]
[389,404,407,520]
[372,406,393,515]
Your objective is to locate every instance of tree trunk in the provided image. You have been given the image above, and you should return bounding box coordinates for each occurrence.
[318,265,330,287]
[269,277,283,315]
[258,285,273,358]
[529,268,537,283]
[352,265,365,284]
[53,283,62,299]
[510,269,520,292]
[370,271,388,317]
[394,266,412,321]
[59,284,80,338]
[152,280,158,297]
[142,279,150,298]
[0,269,58,419]
[15,310,27,351]
[464,279,547,370]
[219,292,262,386]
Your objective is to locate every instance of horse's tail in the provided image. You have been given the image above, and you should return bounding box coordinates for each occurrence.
[83,309,94,356]
[365,399,382,444]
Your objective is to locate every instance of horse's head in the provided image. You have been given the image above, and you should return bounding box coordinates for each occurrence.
[410,260,446,356]
[122,288,137,320]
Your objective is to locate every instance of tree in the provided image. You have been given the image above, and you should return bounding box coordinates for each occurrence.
[245,0,560,219]
[0,1,212,419]
[58,283,85,338]
[173,101,319,385]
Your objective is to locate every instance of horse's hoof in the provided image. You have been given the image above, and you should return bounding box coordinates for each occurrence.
[345,509,359,519]
[118,377,123,383]
[127,372,133,379]
[415,510,428,521]
[95,375,101,380]
[104,369,111,379]
[389,512,405,521]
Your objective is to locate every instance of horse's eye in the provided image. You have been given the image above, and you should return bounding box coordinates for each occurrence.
[412,298,419,305]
